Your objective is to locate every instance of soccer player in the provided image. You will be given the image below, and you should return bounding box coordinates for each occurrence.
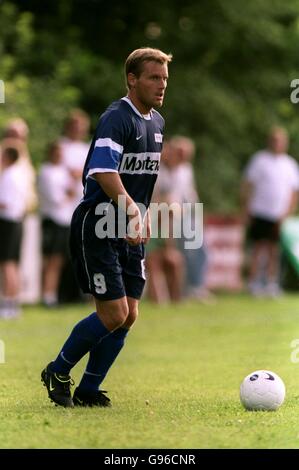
[41,47,172,407]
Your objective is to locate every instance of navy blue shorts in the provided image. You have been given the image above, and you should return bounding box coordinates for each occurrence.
[69,204,146,301]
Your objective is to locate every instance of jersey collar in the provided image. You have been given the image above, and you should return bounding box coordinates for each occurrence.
[121,96,152,120]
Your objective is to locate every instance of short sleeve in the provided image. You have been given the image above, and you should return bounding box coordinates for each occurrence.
[87,111,125,176]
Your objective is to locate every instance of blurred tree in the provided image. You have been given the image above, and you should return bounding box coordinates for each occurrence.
[1,0,299,211]
[0,1,78,165]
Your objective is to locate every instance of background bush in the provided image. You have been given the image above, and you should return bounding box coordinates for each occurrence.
[1,0,299,212]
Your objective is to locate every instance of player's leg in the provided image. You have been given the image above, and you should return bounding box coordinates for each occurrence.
[50,296,128,370]
[41,296,128,408]
[73,242,145,407]
[93,296,129,331]
[122,296,139,327]
[41,207,128,407]
[73,296,136,407]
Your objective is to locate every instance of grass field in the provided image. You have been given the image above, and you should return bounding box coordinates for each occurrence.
[1,294,299,449]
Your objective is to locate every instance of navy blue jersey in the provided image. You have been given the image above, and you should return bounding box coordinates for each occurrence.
[82,97,164,212]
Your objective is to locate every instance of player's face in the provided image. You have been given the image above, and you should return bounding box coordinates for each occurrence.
[128,61,168,113]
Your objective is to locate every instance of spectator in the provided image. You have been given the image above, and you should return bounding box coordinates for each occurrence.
[58,110,91,302]
[146,198,184,304]
[59,109,91,209]
[167,135,214,302]
[38,142,75,307]
[146,141,185,303]
[0,147,27,318]
[1,118,37,213]
[241,126,299,297]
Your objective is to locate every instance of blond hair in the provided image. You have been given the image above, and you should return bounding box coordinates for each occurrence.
[125,47,172,89]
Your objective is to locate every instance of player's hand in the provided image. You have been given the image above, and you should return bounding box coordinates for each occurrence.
[126,203,143,245]
[142,210,151,244]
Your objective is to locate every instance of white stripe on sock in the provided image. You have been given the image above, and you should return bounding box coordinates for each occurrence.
[84,370,102,377]
[61,351,76,365]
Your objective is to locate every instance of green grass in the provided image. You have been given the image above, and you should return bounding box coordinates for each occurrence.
[1,294,299,449]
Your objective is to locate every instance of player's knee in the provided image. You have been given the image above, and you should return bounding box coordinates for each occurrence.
[114,303,130,327]
[95,301,129,330]
[125,306,139,328]
[107,301,130,329]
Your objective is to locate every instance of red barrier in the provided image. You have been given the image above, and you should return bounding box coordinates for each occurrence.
[204,215,245,291]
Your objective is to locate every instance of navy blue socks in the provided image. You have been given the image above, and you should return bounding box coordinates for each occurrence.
[78,327,129,392]
[51,312,111,375]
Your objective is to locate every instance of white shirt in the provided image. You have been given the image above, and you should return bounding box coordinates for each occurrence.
[0,164,27,221]
[172,163,199,204]
[38,163,75,226]
[244,150,299,220]
[59,137,90,206]
[156,163,198,204]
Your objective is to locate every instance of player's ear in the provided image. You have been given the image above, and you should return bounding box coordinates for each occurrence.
[127,73,137,89]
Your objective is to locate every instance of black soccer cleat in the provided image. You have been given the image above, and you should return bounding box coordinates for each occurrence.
[73,387,111,407]
[41,362,75,408]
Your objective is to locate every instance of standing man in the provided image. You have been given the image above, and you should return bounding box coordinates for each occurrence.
[38,142,75,307]
[59,109,91,210]
[41,48,172,407]
[241,126,299,297]
[0,147,27,318]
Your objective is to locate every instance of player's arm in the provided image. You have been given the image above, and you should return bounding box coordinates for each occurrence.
[93,172,143,245]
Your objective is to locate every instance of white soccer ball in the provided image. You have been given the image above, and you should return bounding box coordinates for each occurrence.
[240,370,286,411]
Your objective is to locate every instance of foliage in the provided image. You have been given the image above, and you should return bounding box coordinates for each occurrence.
[1,0,299,209]
[0,2,78,165]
